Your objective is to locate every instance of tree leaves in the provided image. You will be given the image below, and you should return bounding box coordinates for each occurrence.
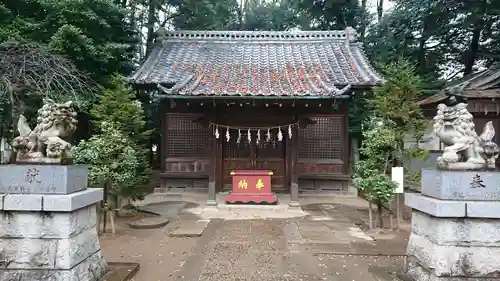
[238,0,299,31]
[0,0,139,139]
[73,75,152,201]
[1,0,138,83]
[91,74,151,144]
[168,0,240,30]
[365,0,500,84]
[353,117,398,205]
[73,122,147,201]
[297,0,365,30]
[353,60,428,206]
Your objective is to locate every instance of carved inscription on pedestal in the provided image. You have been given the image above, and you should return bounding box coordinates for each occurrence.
[421,169,500,201]
[469,174,486,188]
[0,165,88,194]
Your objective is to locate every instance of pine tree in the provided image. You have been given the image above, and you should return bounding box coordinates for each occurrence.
[91,74,151,145]
[354,60,429,229]
[74,74,151,206]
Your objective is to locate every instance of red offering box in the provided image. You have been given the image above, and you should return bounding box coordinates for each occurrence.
[225,170,278,204]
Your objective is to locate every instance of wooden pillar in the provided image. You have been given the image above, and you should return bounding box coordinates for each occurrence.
[343,102,350,175]
[343,101,357,196]
[289,122,300,207]
[158,99,168,191]
[207,126,217,206]
[216,134,223,192]
[160,99,167,172]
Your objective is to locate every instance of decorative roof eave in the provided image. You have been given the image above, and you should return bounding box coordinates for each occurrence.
[133,78,379,88]
[155,83,352,100]
[156,74,353,98]
[466,63,500,90]
[417,92,447,106]
[350,42,386,85]
[159,74,195,94]
[127,44,164,84]
[314,75,352,95]
[418,89,500,106]
[418,65,500,106]
[153,92,352,100]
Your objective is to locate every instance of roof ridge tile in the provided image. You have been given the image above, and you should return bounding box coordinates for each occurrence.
[155,27,358,43]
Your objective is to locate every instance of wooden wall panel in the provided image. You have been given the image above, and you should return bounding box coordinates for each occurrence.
[298,116,343,160]
[297,115,347,177]
[165,158,210,173]
[164,113,211,179]
[165,113,210,158]
[297,162,344,174]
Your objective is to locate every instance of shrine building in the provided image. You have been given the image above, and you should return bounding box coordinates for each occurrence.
[405,64,500,171]
[128,28,384,206]
[417,64,500,147]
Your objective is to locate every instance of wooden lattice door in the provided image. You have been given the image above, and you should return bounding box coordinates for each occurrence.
[297,115,346,192]
[222,130,286,190]
[222,130,254,189]
[254,133,286,190]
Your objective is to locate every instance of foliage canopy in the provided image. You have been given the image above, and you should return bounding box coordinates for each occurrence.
[353,117,398,206]
[371,59,428,143]
[74,75,151,204]
[73,122,147,202]
[91,74,151,144]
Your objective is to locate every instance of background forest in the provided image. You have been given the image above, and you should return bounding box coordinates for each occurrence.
[1,0,499,204]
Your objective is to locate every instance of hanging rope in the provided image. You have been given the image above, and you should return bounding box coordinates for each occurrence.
[209,121,299,142]
[208,121,300,131]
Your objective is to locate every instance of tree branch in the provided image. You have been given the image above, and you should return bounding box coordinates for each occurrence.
[0,41,96,105]
[160,11,184,27]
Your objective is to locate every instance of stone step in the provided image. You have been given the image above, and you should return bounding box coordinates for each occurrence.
[126,216,169,229]
[169,219,210,237]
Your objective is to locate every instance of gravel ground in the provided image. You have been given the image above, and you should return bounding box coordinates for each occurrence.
[99,214,200,281]
[98,203,409,281]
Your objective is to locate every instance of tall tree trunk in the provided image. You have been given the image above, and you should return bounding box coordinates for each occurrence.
[138,7,146,59]
[377,0,384,22]
[377,201,384,228]
[349,137,360,174]
[145,0,157,56]
[464,0,486,75]
[129,1,137,44]
[464,25,483,75]
[417,14,431,75]
[368,201,373,229]
[359,0,368,39]
[5,82,15,142]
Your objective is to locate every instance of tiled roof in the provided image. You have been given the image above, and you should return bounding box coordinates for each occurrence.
[418,64,500,105]
[128,28,384,97]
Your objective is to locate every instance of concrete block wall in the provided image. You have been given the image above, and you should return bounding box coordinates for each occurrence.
[406,210,500,280]
[0,206,100,268]
[404,190,500,280]
[0,165,107,281]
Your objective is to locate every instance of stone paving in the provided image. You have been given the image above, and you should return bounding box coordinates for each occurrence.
[171,203,409,281]
[169,219,211,237]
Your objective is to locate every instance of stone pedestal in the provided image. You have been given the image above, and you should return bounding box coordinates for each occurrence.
[403,169,500,281]
[0,165,107,281]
